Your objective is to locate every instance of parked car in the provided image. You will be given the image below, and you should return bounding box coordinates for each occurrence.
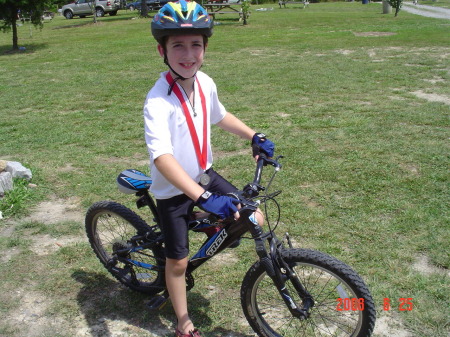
[126,0,167,11]
[61,0,120,19]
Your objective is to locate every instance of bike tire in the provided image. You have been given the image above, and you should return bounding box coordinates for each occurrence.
[85,200,166,295]
[241,248,376,337]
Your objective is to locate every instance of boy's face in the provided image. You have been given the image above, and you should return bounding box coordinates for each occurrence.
[158,34,206,80]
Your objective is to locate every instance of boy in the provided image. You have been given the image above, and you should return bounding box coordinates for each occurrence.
[144,1,275,336]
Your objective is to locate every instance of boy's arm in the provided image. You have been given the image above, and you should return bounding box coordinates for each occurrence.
[154,154,205,201]
[154,153,240,219]
[218,112,275,158]
[216,112,255,141]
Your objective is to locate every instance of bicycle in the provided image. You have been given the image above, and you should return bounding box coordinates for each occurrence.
[85,154,376,336]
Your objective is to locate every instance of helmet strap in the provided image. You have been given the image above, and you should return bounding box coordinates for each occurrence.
[164,53,197,95]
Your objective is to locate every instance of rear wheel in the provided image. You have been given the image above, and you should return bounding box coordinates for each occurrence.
[95,7,105,17]
[85,200,166,295]
[241,248,376,337]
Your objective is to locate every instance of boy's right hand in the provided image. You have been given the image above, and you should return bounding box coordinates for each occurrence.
[196,191,240,219]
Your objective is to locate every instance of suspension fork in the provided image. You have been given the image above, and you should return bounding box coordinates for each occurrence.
[248,218,311,319]
[269,238,315,315]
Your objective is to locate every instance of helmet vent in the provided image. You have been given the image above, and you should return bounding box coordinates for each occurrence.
[182,10,188,18]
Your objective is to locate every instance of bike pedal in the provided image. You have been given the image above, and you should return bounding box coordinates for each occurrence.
[146,294,169,311]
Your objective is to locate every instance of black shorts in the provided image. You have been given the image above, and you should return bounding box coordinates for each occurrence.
[156,168,238,260]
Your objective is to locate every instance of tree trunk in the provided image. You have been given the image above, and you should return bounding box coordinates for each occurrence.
[11,13,18,50]
[92,3,97,23]
[141,2,149,17]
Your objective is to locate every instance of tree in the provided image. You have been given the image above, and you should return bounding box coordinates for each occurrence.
[241,0,250,25]
[140,1,149,18]
[387,0,402,16]
[0,0,52,50]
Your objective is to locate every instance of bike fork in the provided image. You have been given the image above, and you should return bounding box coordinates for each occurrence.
[271,237,315,316]
[256,234,314,319]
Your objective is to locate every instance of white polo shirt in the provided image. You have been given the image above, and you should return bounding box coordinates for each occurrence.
[144,70,227,199]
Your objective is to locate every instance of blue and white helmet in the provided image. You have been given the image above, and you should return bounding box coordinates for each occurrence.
[151,0,213,44]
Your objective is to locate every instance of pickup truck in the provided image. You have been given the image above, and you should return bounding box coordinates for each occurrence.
[61,0,120,19]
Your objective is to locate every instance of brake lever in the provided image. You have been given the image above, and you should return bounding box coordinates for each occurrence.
[258,154,283,169]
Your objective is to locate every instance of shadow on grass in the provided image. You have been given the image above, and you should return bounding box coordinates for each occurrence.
[213,17,241,22]
[72,270,253,337]
[0,43,49,56]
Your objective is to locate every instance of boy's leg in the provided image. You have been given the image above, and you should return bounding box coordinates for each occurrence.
[165,257,195,334]
[157,195,199,334]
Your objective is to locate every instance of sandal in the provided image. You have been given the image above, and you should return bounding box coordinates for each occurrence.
[175,328,202,337]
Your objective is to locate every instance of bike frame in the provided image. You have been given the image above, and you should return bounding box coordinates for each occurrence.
[117,155,314,318]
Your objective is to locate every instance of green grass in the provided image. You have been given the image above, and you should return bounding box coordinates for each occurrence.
[0,178,33,217]
[0,3,449,336]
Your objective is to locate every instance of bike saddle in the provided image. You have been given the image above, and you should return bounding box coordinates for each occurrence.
[117,169,152,194]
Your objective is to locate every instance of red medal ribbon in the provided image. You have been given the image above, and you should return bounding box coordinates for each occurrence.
[166,72,208,170]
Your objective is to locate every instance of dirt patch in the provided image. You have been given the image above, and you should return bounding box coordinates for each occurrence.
[353,32,397,37]
[399,163,420,177]
[411,90,450,105]
[1,197,85,262]
[335,49,354,55]
[75,319,167,337]
[373,313,414,337]
[412,254,450,277]
[5,290,67,337]
[31,234,84,256]
[57,163,79,173]
[23,196,84,225]
[423,76,446,84]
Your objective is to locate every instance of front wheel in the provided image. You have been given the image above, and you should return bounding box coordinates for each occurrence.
[241,248,376,337]
[85,200,166,295]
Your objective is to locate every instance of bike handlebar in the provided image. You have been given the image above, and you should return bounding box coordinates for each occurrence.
[254,154,282,184]
[243,154,283,199]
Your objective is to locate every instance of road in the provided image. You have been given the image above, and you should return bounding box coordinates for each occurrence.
[401,1,450,19]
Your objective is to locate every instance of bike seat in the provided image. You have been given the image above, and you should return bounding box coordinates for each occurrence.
[117,169,152,194]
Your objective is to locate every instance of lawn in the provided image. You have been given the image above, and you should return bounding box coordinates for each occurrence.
[0,2,449,336]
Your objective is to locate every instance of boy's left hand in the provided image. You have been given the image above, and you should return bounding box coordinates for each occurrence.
[252,133,275,158]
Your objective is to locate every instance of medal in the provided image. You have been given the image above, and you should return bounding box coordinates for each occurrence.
[199,173,211,186]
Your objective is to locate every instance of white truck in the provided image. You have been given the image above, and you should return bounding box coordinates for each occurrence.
[61,0,120,19]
